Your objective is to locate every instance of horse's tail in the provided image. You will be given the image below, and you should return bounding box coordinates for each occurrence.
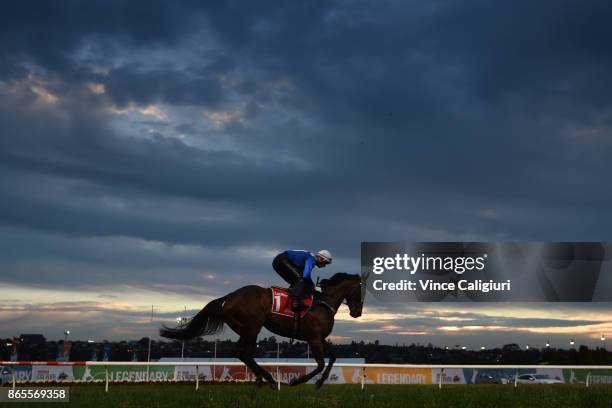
[159,297,226,340]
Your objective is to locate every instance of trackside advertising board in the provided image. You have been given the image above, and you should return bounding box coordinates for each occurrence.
[1,364,596,384]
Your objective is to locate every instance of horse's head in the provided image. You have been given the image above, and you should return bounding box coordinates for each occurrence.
[345,275,363,318]
[321,272,368,318]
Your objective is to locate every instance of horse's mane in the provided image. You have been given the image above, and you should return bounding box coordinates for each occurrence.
[320,272,359,287]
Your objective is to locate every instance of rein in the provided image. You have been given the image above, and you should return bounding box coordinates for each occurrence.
[315,279,355,315]
[316,299,337,314]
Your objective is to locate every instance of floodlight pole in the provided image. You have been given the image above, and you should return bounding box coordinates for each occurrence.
[181,306,186,360]
[213,339,217,381]
[147,305,153,379]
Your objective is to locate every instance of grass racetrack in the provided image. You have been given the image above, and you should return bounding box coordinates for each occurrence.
[6,383,612,408]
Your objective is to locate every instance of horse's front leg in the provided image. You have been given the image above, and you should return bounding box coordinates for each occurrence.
[315,341,335,388]
[289,338,325,386]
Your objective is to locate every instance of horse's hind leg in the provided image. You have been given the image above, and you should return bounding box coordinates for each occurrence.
[236,336,276,389]
[222,286,275,389]
[233,338,259,384]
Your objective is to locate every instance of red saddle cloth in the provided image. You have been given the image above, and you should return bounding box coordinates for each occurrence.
[270,286,313,318]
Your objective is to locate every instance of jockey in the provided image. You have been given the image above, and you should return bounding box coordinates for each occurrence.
[273,249,332,310]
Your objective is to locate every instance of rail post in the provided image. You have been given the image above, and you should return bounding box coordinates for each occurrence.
[195,365,199,390]
[12,369,16,390]
[586,371,591,388]
[105,365,109,393]
[514,368,519,388]
[439,368,444,389]
[277,342,281,390]
[361,366,366,390]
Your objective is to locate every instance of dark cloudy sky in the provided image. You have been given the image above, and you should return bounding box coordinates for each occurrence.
[1,0,611,348]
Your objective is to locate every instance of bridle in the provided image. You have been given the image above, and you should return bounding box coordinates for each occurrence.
[360,271,369,305]
[341,272,369,309]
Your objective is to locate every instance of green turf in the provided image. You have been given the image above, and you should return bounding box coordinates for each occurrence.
[4,383,612,408]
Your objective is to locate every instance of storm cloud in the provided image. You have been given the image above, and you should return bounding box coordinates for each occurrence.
[0,0,611,345]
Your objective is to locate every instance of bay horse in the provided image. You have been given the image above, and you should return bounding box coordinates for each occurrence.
[159,272,367,388]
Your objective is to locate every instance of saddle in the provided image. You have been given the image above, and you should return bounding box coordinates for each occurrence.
[270,286,314,318]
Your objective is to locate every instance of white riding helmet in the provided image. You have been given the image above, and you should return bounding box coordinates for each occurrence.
[317,250,332,263]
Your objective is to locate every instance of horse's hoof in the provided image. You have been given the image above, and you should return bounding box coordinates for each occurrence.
[315,379,325,389]
[255,377,263,388]
[269,383,277,391]
[289,378,300,387]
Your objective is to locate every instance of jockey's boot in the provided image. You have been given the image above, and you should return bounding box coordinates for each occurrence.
[289,279,307,312]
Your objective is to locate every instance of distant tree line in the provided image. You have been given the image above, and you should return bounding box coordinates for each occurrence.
[1,336,611,365]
